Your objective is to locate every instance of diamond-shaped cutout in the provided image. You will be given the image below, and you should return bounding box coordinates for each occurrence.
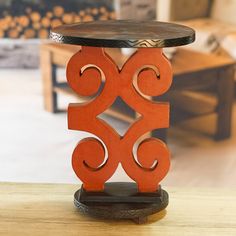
[97,96,141,136]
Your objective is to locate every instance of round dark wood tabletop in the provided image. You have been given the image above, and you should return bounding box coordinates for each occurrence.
[50,20,195,48]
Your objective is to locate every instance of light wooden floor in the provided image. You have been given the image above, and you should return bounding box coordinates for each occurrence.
[0,69,236,188]
[1,182,236,236]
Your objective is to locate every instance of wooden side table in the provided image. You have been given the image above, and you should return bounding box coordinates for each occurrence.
[50,20,195,222]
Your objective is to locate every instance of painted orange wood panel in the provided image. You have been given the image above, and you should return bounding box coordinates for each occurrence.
[67,46,172,192]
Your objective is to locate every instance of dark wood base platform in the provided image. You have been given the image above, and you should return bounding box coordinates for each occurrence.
[74,182,169,224]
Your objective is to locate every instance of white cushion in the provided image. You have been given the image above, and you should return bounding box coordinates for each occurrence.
[179,18,236,55]
[211,0,236,24]
[221,33,236,59]
[178,19,219,53]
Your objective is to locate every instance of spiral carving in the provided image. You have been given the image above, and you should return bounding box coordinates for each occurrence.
[137,138,166,170]
[137,66,171,97]
[129,137,170,192]
[72,138,109,191]
[73,138,105,170]
[67,57,98,97]
[68,46,172,192]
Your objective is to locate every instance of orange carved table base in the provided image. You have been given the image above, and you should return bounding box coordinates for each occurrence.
[67,46,172,194]
[67,46,172,222]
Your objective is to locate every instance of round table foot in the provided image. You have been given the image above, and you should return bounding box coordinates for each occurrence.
[74,182,168,224]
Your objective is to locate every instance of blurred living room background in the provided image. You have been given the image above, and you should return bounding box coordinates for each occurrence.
[0,0,236,188]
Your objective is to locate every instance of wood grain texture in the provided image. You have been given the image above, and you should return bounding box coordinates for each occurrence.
[0,182,236,236]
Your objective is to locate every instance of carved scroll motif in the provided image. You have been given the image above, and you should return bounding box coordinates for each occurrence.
[67,46,172,192]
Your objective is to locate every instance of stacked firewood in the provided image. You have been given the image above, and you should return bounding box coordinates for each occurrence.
[0,5,116,39]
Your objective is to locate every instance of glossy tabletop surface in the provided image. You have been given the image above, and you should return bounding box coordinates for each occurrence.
[50,20,195,48]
